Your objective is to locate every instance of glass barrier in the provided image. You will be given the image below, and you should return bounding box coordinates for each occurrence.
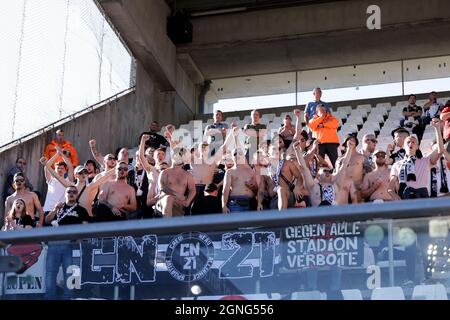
[0,214,448,300]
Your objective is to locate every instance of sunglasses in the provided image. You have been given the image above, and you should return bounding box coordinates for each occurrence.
[14,179,25,183]
[365,139,378,143]
[118,167,128,172]
[107,157,116,161]
[66,190,78,195]
[321,169,333,174]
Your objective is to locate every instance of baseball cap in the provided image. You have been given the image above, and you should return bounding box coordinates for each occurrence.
[373,149,386,156]
[205,183,218,193]
[74,165,87,174]
[342,133,359,147]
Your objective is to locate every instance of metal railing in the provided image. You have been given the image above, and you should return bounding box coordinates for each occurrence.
[0,87,136,153]
[0,197,449,244]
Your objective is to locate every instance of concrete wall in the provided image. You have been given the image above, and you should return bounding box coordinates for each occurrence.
[97,0,198,113]
[180,0,450,79]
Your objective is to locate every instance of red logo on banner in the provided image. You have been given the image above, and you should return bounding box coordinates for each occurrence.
[7,243,42,271]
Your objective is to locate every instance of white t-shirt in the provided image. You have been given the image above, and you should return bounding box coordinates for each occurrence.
[390,156,431,190]
[43,177,67,212]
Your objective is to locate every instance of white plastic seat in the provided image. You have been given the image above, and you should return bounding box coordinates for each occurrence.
[395,100,408,107]
[341,289,363,300]
[225,116,240,123]
[376,102,392,109]
[357,104,372,112]
[412,284,448,300]
[336,106,352,115]
[350,109,368,118]
[371,287,405,300]
[261,113,276,122]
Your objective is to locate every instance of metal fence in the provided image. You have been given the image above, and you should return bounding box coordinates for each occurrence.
[0,0,132,146]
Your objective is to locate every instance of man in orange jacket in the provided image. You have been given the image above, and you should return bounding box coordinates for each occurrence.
[308,104,340,168]
[44,129,79,168]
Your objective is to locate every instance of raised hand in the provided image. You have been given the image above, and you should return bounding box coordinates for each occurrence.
[294,109,301,118]
[142,134,151,143]
[89,139,96,147]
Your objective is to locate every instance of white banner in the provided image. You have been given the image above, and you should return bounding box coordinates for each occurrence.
[4,243,47,295]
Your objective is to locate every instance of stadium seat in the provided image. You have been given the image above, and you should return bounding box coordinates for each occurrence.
[376,102,392,109]
[371,287,405,300]
[341,289,363,300]
[412,284,448,300]
[262,113,276,122]
[356,104,372,112]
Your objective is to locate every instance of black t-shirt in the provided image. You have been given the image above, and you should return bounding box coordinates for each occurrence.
[139,131,170,150]
[402,105,422,120]
[48,204,90,226]
[191,196,222,215]
[15,215,34,228]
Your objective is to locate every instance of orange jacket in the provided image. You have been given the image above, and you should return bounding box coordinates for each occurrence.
[44,140,79,167]
[308,114,340,144]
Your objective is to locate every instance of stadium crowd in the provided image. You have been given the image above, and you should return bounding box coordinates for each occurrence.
[3,88,450,230]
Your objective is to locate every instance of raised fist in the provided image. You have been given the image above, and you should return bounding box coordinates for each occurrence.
[89,139,96,147]
[141,134,150,142]
[294,109,301,117]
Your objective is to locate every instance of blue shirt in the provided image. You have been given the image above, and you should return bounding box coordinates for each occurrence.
[305,101,331,119]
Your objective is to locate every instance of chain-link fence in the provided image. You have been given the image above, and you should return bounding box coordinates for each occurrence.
[0,0,132,146]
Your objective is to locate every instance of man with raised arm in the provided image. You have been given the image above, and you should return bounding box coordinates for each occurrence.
[4,173,44,228]
[156,147,196,217]
[40,147,74,220]
[360,150,393,202]
[190,125,237,210]
[40,156,114,217]
[138,135,168,215]
[294,138,356,206]
[95,161,137,221]
[267,141,305,210]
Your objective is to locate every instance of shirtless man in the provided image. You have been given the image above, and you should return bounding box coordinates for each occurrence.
[294,139,356,206]
[222,147,257,213]
[139,135,168,211]
[40,155,114,217]
[96,161,137,221]
[5,173,44,227]
[335,133,365,202]
[255,151,277,211]
[156,147,196,217]
[267,143,304,210]
[360,150,393,202]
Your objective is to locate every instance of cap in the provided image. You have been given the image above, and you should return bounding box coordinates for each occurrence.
[205,183,218,193]
[342,133,359,147]
[74,165,87,174]
[391,127,410,138]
